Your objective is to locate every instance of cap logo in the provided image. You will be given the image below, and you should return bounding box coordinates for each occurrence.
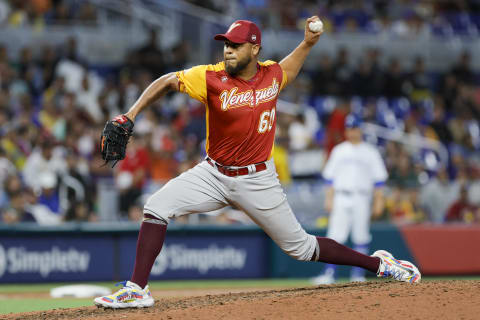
[251,34,256,41]
[227,22,242,33]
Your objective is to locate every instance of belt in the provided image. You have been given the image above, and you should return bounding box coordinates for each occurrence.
[206,158,267,177]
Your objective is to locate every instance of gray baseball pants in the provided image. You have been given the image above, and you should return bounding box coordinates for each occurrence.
[144,159,318,261]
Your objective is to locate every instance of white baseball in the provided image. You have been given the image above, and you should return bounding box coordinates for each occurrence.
[308,20,323,33]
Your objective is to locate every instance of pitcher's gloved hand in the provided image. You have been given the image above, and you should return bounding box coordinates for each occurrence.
[100,115,134,168]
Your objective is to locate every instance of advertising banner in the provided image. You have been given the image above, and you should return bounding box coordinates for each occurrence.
[118,234,268,280]
[0,236,115,283]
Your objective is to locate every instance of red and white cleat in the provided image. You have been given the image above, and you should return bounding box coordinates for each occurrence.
[94,281,154,309]
[372,250,421,283]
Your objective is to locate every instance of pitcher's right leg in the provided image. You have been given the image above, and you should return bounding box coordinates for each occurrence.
[229,165,420,284]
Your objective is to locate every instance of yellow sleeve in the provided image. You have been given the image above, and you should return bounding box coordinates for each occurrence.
[280,68,288,91]
[259,60,288,91]
[175,65,208,104]
[260,60,277,66]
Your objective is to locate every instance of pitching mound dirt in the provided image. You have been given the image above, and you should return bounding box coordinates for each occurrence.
[2,280,479,320]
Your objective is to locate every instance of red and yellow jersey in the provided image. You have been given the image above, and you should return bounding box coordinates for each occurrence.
[176,61,287,166]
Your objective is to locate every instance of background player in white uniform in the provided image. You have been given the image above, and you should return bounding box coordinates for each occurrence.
[312,114,387,284]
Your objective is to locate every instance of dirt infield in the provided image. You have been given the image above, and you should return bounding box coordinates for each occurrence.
[3,280,479,320]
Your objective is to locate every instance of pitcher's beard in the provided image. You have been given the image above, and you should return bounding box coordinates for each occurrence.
[225,56,252,76]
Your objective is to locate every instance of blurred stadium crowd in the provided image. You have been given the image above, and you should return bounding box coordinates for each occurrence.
[193,0,480,37]
[4,0,480,36]
[0,0,479,226]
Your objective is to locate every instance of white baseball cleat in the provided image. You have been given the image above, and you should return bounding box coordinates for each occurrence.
[94,281,154,309]
[372,250,421,283]
[310,268,335,285]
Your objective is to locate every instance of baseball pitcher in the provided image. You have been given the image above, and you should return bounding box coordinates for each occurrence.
[95,17,420,309]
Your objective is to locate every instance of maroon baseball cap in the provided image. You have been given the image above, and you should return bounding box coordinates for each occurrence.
[214,20,261,45]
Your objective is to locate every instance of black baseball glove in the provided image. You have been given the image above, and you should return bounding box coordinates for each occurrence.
[100,115,134,168]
